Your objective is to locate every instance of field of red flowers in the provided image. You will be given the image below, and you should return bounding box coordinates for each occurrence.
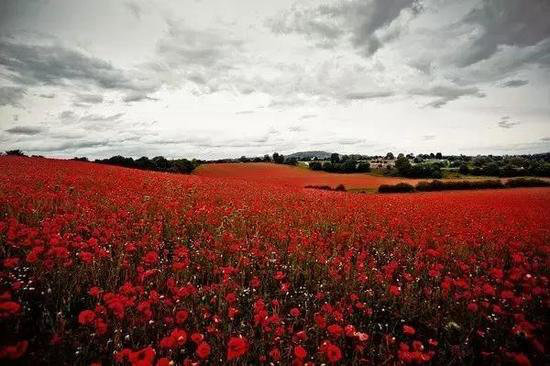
[1,156,549,365]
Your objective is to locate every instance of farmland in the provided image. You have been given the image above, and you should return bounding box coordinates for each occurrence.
[194,163,420,190]
[1,156,549,365]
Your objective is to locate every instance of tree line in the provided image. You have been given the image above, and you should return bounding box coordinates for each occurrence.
[309,153,371,173]
[93,155,199,174]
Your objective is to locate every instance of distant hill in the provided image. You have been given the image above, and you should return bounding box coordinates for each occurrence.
[286,151,334,160]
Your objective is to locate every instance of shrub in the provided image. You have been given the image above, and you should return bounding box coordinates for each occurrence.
[378,183,415,193]
[309,162,322,171]
[5,149,26,156]
[415,179,504,191]
[304,184,347,192]
[505,178,550,188]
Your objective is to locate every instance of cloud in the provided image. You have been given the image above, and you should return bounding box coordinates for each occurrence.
[73,93,104,107]
[409,85,485,108]
[155,20,244,92]
[57,110,124,129]
[59,110,78,121]
[124,1,142,20]
[0,38,160,99]
[500,79,529,88]
[22,140,111,152]
[457,0,550,67]
[5,125,45,135]
[422,135,436,141]
[288,125,306,132]
[122,91,158,103]
[497,116,520,129]
[81,113,124,122]
[37,93,55,98]
[336,137,365,145]
[0,86,26,107]
[541,137,550,142]
[344,91,394,100]
[268,0,422,56]
[390,1,550,96]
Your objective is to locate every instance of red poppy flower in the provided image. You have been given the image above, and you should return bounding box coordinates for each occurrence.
[294,345,307,359]
[196,342,211,359]
[290,307,301,317]
[327,324,344,338]
[403,325,416,336]
[323,342,342,363]
[175,309,189,324]
[0,340,28,360]
[128,346,155,366]
[78,310,96,325]
[227,336,248,361]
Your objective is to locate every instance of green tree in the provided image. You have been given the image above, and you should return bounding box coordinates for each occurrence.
[459,164,470,175]
[395,156,412,176]
[356,162,371,172]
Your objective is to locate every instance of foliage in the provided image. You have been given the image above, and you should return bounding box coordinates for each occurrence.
[415,179,504,191]
[308,160,370,174]
[4,149,26,156]
[95,155,198,174]
[378,183,415,193]
[379,178,550,193]
[505,178,550,188]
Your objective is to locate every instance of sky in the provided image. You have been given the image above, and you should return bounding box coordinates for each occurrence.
[0,0,549,160]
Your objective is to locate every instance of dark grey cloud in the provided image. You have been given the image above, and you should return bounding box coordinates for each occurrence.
[73,93,104,107]
[0,0,45,35]
[453,38,550,86]
[269,0,422,55]
[24,140,110,152]
[59,110,78,121]
[541,137,550,142]
[123,91,158,103]
[500,79,529,88]
[458,0,550,67]
[410,85,485,108]
[345,91,394,100]
[37,92,55,98]
[5,125,45,135]
[0,86,26,107]
[497,116,520,129]
[0,38,160,98]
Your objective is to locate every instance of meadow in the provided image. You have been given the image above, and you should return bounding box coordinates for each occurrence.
[1,156,548,365]
[193,163,420,190]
